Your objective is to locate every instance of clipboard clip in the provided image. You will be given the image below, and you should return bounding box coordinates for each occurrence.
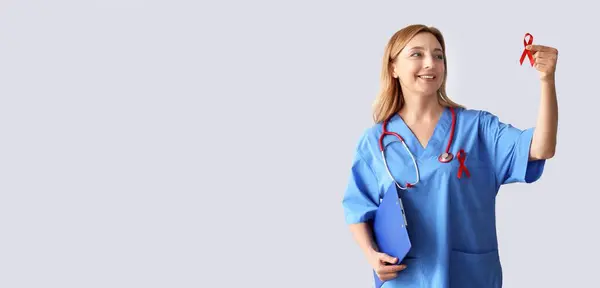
[397,197,408,227]
[379,196,408,227]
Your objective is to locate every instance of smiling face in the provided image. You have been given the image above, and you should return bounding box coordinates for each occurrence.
[391,32,445,98]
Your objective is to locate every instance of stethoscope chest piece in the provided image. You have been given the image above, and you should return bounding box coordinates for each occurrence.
[438,152,453,163]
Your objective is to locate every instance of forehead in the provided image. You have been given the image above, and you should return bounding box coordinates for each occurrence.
[403,32,443,51]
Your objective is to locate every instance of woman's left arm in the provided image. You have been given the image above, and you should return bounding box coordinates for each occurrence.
[528,44,559,160]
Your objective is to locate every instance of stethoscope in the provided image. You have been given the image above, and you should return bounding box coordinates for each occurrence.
[378,107,459,190]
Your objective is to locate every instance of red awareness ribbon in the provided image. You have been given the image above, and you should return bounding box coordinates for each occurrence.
[457,149,471,179]
[519,33,534,66]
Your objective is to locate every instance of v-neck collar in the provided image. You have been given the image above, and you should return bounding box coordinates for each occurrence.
[388,107,452,160]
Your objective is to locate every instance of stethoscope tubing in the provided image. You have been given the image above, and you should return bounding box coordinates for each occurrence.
[380,107,456,190]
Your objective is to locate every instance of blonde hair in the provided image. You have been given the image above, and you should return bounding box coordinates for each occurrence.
[372,24,465,123]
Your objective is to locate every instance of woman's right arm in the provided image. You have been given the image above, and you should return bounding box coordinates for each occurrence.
[350,222,407,281]
[344,143,406,280]
[349,222,378,263]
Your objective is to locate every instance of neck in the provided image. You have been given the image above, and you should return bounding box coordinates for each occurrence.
[398,93,444,124]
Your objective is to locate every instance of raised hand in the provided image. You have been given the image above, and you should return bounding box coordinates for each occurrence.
[527,44,559,81]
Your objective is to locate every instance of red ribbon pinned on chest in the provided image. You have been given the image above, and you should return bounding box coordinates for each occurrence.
[456,149,471,179]
[519,33,534,66]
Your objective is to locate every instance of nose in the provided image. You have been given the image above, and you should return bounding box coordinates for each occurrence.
[424,54,436,69]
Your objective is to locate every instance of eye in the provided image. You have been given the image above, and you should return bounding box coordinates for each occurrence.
[436,54,445,60]
[410,52,422,57]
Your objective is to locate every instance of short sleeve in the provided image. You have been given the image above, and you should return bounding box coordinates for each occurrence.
[342,150,380,225]
[479,111,546,186]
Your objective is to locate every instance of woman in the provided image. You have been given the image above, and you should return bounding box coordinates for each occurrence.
[341,24,558,287]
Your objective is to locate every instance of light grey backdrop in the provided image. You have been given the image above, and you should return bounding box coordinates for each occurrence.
[0,0,594,287]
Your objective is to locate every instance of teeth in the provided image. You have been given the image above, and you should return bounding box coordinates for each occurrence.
[419,75,434,79]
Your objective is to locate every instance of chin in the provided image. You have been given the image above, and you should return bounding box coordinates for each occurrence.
[417,85,441,94]
[417,87,440,96]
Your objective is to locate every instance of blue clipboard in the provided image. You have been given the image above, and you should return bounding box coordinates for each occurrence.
[371,184,412,288]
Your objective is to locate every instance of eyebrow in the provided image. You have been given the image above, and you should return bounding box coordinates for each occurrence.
[408,46,443,52]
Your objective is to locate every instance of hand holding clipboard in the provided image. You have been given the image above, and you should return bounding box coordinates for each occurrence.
[369,251,407,283]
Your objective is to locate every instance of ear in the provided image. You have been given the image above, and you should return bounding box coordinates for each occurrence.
[389,62,398,78]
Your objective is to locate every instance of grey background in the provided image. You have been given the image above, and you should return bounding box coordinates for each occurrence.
[0,0,594,287]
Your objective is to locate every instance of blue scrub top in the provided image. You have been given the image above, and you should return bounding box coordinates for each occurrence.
[342,107,546,288]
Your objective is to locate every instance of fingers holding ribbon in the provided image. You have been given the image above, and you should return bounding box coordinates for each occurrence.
[520,33,559,81]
